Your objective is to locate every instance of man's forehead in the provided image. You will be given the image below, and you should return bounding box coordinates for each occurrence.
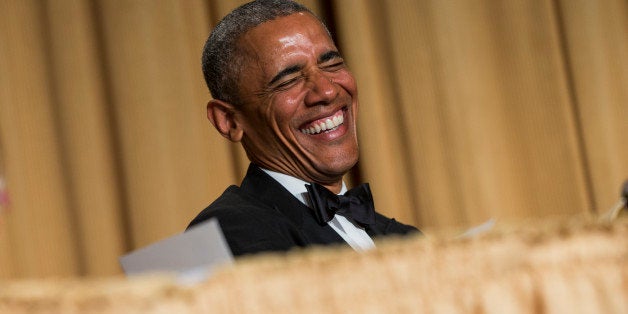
[279,33,307,48]
[242,13,330,46]
[239,14,334,65]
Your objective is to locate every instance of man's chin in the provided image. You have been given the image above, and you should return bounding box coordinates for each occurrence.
[311,158,358,180]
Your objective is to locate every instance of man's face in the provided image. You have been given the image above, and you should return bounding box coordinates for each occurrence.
[233,12,359,185]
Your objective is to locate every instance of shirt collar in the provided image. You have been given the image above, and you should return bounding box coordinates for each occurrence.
[260,168,347,207]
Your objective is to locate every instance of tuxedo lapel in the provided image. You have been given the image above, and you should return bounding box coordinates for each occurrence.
[240,164,304,226]
[239,164,345,245]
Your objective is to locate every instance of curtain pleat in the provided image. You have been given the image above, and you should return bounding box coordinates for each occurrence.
[0,0,625,278]
[44,0,126,276]
[92,0,236,249]
[557,0,628,213]
[0,0,80,277]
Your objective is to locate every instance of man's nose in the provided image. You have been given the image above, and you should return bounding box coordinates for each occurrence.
[304,70,338,106]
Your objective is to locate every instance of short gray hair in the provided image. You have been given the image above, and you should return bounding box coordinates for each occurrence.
[201,0,317,106]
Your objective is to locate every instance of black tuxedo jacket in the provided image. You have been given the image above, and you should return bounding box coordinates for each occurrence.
[188,164,418,256]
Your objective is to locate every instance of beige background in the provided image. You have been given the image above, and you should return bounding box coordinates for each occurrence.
[0,0,625,278]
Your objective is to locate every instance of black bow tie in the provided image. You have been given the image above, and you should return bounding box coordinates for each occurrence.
[305,183,376,227]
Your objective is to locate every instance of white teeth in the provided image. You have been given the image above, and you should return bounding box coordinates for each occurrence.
[300,112,344,135]
[325,119,334,129]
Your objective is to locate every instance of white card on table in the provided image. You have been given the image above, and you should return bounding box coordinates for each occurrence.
[119,219,233,283]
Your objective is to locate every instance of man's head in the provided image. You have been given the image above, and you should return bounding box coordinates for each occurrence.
[202,0,314,106]
[203,0,360,191]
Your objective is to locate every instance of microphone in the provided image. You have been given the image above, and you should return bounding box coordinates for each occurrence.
[600,179,628,223]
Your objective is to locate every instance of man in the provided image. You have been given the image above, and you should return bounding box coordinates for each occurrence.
[188,0,418,256]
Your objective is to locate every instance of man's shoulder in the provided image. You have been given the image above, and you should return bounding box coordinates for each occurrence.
[187,184,277,229]
[372,211,420,236]
[186,184,308,256]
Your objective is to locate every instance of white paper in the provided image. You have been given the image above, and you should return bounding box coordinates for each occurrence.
[119,219,233,283]
[457,218,496,238]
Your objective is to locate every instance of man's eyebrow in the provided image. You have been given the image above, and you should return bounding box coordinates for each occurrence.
[318,50,342,63]
[268,64,303,86]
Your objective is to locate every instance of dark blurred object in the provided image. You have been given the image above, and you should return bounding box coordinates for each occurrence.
[600,179,628,223]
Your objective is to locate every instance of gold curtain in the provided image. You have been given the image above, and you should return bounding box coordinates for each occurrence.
[0,0,625,278]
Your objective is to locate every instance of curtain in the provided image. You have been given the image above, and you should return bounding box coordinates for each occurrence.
[0,0,625,278]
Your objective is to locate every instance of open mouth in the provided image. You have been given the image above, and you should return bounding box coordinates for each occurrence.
[299,109,345,135]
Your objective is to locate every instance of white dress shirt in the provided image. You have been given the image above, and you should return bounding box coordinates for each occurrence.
[261,169,376,251]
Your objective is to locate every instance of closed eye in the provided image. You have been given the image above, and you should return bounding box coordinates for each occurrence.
[322,60,345,71]
[268,65,302,88]
[318,50,345,71]
[274,74,304,90]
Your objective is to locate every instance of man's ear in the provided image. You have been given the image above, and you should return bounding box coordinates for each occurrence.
[206,99,244,142]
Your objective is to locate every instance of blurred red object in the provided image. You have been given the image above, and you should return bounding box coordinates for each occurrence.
[0,176,8,213]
